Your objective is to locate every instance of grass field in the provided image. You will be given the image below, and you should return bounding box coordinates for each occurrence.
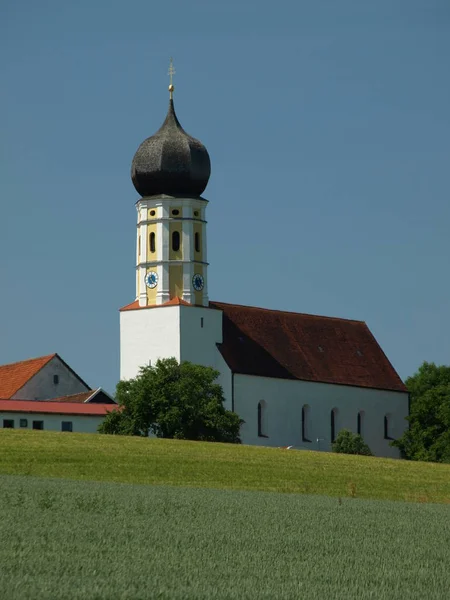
[0,430,449,503]
[1,474,449,600]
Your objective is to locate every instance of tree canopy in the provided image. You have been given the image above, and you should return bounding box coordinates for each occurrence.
[392,362,450,463]
[99,358,243,443]
[332,429,372,456]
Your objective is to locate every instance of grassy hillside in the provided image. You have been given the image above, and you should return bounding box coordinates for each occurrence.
[1,475,449,600]
[0,430,449,503]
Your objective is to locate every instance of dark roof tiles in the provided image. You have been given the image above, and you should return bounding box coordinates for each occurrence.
[211,302,407,393]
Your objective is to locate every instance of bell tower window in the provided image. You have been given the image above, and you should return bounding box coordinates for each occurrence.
[195,232,200,253]
[172,231,180,252]
[149,232,156,253]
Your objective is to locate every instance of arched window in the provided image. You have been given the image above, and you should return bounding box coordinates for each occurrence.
[195,232,200,253]
[172,231,180,252]
[302,404,311,442]
[149,232,155,253]
[357,411,365,437]
[138,235,141,256]
[384,414,393,440]
[257,400,268,438]
[331,408,338,443]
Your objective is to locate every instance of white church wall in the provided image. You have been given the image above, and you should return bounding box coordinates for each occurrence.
[0,412,105,434]
[179,305,233,410]
[12,356,89,401]
[234,374,408,458]
[120,305,181,381]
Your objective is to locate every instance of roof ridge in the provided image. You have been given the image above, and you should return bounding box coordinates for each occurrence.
[0,353,56,369]
[210,301,366,325]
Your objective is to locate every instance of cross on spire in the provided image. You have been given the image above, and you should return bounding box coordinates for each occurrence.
[168,57,175,98]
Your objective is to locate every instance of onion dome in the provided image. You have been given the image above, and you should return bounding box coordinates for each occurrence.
[131,97,211,198]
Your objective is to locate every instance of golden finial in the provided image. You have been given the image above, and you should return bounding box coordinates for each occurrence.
[168,57,175,99]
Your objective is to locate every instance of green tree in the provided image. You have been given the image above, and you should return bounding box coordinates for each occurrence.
[392,362,450,463]
[99,358,243,443]
[332,429,372,456]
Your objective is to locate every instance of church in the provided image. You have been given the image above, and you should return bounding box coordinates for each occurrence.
[119,71,409,458]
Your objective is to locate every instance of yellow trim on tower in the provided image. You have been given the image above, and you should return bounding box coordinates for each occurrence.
[146,270,157,305]
[193,264,204,305]
[147,223,157,261]
[170,206,182,217]
[169,265,183,300]
[193,222,203,261]
[169,222,183,260]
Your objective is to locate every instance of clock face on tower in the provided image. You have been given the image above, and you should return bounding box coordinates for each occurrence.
[145,271,158,289]
[192,273,204,292]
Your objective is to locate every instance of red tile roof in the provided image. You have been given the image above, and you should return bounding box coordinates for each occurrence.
[46,389,116,404]
[0,400,117,416]
[46,390,95,403]
[210,301,407,393]
[0,354,56,398]
[120,297,191,311]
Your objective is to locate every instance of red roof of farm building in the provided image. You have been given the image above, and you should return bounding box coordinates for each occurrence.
[0,354,56,398]
[0,400,117,416]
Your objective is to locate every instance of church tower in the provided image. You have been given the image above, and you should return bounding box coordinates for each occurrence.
[120,62,226,385]
[130,62,211,307]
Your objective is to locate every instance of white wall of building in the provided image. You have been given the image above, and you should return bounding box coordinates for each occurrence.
[12,356,89,401]
[234,374,408,458]
[120,304,234,409]
[179,305,233,410]
[120,305,181,381]
[0,412,105,434]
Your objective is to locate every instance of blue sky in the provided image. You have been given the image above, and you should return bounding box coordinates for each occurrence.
[1,0,449,394]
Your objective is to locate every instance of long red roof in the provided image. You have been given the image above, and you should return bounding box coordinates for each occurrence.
[210,301,407,393]
[0,400,117,416]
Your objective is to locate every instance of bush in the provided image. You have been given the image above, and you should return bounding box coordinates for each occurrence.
[332,429,372,456]
[99,357,243,443]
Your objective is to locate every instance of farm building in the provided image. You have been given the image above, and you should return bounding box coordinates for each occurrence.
[120,79,409,458]
[0,354,116,433]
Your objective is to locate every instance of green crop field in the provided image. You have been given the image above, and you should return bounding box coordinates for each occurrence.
[0,430,449,599]
[0,430,450,503]
[0,474,449,600]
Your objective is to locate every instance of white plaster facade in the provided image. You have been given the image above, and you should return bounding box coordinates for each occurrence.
[120,304,408,457]
[0,412,105,434]
[235,374,408,458]
[120,304,232,408]
[12,356,89,401]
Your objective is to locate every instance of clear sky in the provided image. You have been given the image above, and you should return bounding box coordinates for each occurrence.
[1,0,449,394]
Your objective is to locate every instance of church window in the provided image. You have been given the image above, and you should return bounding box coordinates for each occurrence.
[138,235,141,256]
[194,210,199,217]
[172,231,180,252]
[53,375,59,385]
[258,400,268,437]
[150,210,156,217]
[150,232,156,253]
[201,317,204,328]
[302,405,311,442]
[172,209,180,216]
[384,414,393,440]
[331,408,338,443]
[357,411,364,436]
[195,232,200,253]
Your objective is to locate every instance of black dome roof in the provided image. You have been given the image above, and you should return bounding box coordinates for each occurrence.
[131,99,211,198]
